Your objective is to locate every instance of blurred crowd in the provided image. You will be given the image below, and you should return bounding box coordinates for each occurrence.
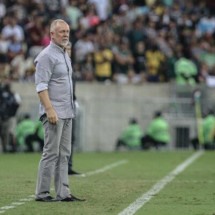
[0,0,215,85]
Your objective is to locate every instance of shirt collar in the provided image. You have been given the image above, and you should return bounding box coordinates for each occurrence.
[50,41,65,53]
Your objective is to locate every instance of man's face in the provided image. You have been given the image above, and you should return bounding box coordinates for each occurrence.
[51,22,70,48]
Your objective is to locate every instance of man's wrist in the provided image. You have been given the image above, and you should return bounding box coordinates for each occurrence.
[45,106,53,111]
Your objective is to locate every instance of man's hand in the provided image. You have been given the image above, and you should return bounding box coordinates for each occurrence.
[38,90,58,124]
[46,107,58,124]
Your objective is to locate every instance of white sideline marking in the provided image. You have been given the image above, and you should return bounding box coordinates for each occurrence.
[139,179,215,184]
[0,206,15,210]
[118,151,204,215]
[78,160,128,177]
[0,195,34,214]
[12,202,25,206]
[0,160,128,214]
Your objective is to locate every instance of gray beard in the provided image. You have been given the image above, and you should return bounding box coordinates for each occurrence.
[61,40,69,47]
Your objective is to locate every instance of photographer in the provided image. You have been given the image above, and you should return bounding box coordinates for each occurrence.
[0,83,21,152]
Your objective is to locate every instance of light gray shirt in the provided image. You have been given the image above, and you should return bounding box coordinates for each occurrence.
[35,41,74,119]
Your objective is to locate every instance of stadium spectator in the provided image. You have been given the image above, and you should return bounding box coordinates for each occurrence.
[94,38,113,82]
[83,3,100,29]
[1,12,24,44]
[24,12,46,58]
[141,111,170,150]
[73,32,95,67]
[115,117,143,151]
[88,0,111,21]
[174,57,198,86]
[66,0,83,31]
[43,0,62,19]
[0,0,6,19]
[196,14,215,37]
[145,43,166,82]
[112,37,135,84]
[126,17,146,53]
[132,41,147,83]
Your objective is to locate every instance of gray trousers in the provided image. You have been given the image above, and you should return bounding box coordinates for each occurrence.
[35,117,72,200]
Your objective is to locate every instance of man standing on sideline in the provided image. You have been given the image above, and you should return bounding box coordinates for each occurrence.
[65,42,81,175]
[34,19,85,202]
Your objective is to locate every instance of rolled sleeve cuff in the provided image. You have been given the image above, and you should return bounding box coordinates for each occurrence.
[36,83,48,93]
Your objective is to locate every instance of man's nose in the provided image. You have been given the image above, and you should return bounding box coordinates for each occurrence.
[63,32,69,36]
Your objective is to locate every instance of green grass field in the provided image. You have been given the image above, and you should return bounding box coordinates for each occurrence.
[0,150,215,215]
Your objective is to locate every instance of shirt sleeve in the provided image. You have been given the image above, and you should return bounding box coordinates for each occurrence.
[35,53,54,93]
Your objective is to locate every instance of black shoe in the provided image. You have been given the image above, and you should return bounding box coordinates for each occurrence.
[68,169,81,175]
[60,194,86,202]
[35,196,54,202]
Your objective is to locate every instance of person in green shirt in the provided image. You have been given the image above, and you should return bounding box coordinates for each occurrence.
[191,109,215,150]
[25,119,44,152]
[16,114,44,152]
[115,118,143,150]
[174,57,198,86]
[141,111,170,150]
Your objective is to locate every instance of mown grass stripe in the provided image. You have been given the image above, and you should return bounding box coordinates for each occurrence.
[118,151,204,215]
[0,159,128,214]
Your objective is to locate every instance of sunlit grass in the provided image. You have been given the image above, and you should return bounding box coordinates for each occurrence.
[0,151,214,215]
